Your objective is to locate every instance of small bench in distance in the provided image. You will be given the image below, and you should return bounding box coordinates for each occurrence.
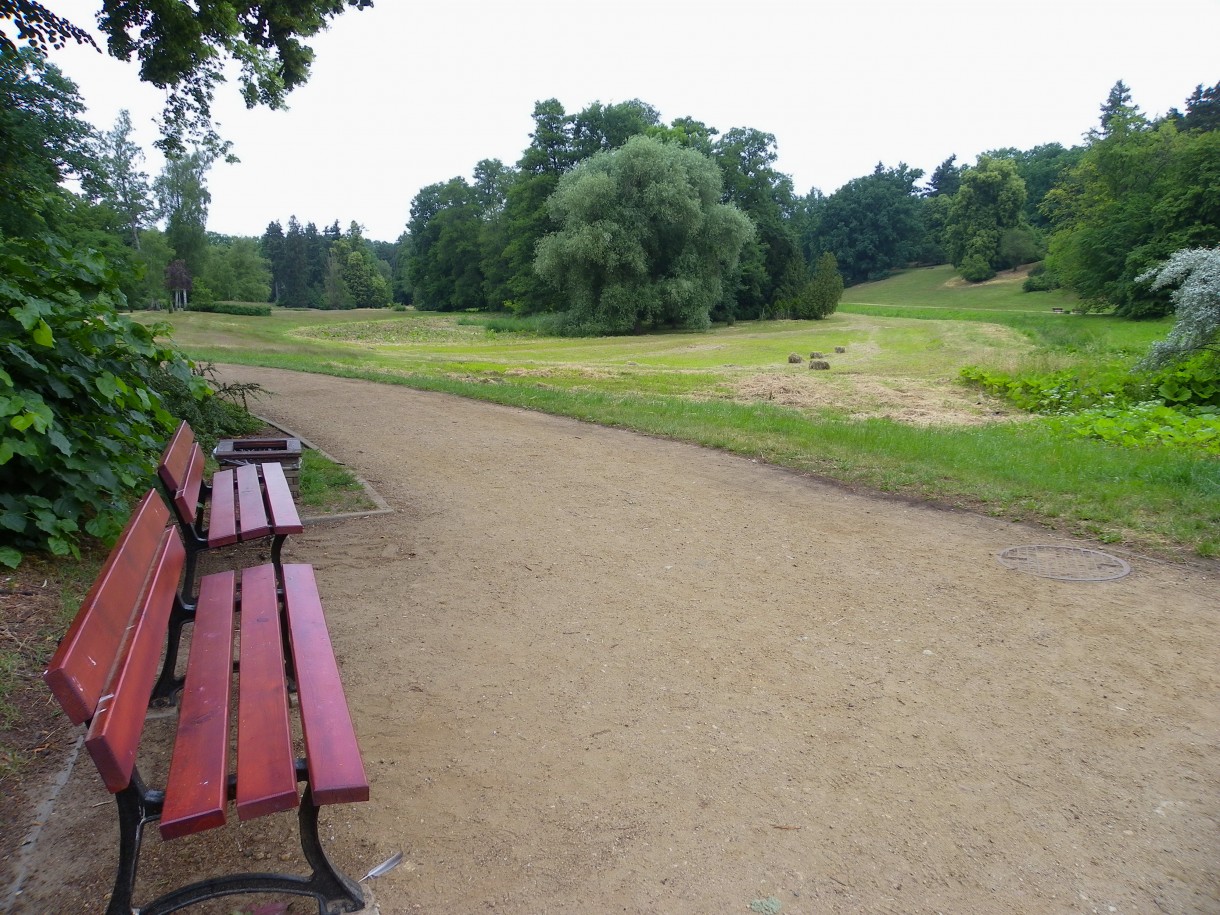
[157,420,304,600]
[43,490,369,915]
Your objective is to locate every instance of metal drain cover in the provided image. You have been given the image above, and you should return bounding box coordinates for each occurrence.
[997,545,1131,581]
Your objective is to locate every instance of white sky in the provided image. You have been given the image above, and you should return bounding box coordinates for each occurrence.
[47,0,1220,242]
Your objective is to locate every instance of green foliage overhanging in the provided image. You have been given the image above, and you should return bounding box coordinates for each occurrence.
[0,234,201,567]
[2,0,373,157]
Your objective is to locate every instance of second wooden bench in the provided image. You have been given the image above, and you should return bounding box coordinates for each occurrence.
[157,420,303,599]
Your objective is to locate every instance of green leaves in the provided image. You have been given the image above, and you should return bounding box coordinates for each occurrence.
[0,234,190,566]
[31,318,53,346]
[1049,403,1220,454]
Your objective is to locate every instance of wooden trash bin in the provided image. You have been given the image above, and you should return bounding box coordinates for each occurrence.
[214,437,303,498]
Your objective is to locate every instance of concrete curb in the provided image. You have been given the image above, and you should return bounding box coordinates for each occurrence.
[253,414,395,523]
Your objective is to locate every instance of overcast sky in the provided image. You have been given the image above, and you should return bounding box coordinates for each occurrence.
[48,0,1220,242]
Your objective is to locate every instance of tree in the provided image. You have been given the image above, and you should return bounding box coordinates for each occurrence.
[808,251,844,318]
[2,0,373,155]
[493,99,577,312]
[472,158,514,216]
[535,135,753,335]
[1179,82,1220,133]
[648,116,719,156]
[1094,79,1139,140]
[203,237,271,302]
[406,177,483,310]
[97,109,153,250]
[155,149,212,276]
[0,46,101,235]
[1043,84,1220,316]
[1139,247,1220,368]
[333,221,389,307]
[712,127,802,318]
[815,163,925,285]
[260,219,285,300]
[944,155,1029,279]
[983,143,1083,229]
[570,98,661,159]
[132,226,174,307]
[278,216,311,304]
[925,155,965,197]
[165,258,191,309]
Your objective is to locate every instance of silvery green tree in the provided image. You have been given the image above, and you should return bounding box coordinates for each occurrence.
[535,135,753,334]
[1139,247,1220,368]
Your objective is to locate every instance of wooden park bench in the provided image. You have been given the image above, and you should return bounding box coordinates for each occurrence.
[43,490,369,915]
[157,421,303,600]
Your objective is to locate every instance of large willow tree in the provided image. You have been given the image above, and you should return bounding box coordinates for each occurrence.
[535,136,753,335]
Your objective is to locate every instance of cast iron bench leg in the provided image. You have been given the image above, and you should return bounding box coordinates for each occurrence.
[106,772,163,915]
[151,594,193,707]
[130,786,364,915]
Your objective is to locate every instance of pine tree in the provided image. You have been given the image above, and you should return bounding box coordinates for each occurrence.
[808,252,844,318]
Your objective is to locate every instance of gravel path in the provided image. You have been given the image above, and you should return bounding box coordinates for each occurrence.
[11,366,1219,914]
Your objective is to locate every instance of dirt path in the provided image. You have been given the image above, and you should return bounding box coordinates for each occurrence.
[9,366,1220,914]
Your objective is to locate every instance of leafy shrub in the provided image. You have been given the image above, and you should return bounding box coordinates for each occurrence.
[962,354,1220,416]
[1022,262,1062,292]
[959,254,996,283]
[1047,403,1220,454]
[0,236,203,567]
[959,365,1152,413]
[189,301,272,317]
[148,364,262,447]
[962,349,1220,457]
[1153,354,1220,408]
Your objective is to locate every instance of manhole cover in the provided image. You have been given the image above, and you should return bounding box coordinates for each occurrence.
[997,545,1131,581]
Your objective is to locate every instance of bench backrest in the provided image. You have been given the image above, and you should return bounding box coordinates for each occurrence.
[43,490,185,792]
[157,420,205,526]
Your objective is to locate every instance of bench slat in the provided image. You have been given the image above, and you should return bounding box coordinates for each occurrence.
[208,468,240,547]
[44,492,172,726]
[235,462,271,540]
[84,531,186,792]
[176,443,206,526]
[236,563,299,820]
[160,570,237,840]
[156,422,196,521]
[284,564,370,805]
[261,462,304,534]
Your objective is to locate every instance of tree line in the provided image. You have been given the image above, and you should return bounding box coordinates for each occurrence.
[398,80,1219,327]
[6,39,1214,330]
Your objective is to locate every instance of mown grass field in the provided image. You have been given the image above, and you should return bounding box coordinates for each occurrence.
[139,269,1216,559]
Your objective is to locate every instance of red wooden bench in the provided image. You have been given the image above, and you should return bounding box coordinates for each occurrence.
[44,490,369,915]
[157,420,303,601]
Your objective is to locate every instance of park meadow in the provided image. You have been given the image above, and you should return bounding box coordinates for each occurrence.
[139,265,1217,562]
